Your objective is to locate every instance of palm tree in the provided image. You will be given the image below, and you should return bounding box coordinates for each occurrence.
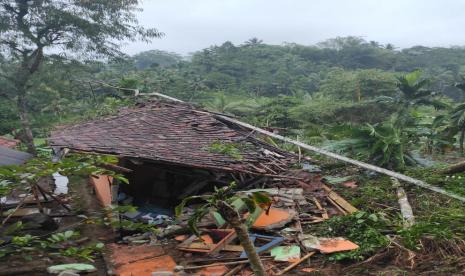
[449,81,465,154]
[377,70,445,127]
[324,122,416,170]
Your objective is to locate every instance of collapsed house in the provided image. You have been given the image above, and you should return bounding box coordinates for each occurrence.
[45,100,361,275]
[49,101,299,212]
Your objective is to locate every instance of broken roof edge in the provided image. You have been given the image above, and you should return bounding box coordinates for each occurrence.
[57,147,299,179]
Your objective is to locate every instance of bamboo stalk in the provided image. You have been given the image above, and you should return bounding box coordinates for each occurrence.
[391,177,415,228]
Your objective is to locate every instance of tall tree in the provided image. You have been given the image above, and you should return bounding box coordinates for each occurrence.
[0,0,161,154]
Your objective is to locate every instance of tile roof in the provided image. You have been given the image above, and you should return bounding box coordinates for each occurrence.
[0,136,19,149]
[49,101,295,175]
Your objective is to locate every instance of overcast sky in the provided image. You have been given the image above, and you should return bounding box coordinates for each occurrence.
[123,0,465,56]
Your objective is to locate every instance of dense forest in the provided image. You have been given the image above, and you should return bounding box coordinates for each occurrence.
[3,36,465,170]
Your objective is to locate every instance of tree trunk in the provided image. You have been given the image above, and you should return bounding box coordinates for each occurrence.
[442,160,465,175]
[217,201,266,276]
[12,48,44,156]
[17,93,36,155]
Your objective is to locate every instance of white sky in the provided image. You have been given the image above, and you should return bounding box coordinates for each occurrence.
[123,0,465,55]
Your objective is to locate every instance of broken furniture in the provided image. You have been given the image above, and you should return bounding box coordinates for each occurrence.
[177,229,237,255]
[239,234,284,258]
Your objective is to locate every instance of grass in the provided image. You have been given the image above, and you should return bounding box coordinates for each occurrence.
[313,162,465,265]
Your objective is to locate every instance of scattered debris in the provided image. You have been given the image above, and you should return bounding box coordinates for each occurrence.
[301,267,317,273]
[322,184,358,214]
[198,264,229,276]
[252,208,296,230]
[341,181,358,188]
[270,245,301,262]
[299,234,359,253]
[107,243,176,276]
[277,252,315,275]
[0,136,20,149]
[239,234,284,258]
[47,263,97,274]
[177,229,237,255]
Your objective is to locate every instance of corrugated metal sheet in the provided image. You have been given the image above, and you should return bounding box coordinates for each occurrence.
[0,146,33,166]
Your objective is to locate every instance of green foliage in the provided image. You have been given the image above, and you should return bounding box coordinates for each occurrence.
[12,235,37,247]
[206,141,244,160]
[3,230,105,261]
[132,50,181,70]
[255,96,301,129]
[103,205,158,233]
[319,68,397,101]
[0,153,129,187]
[321,211,390,261]
[324,122,416,170]
[47,230,80,244]
[405,167,465,197]
[175,182,271,236]
[59,242,105,262]
[408,206,465,246]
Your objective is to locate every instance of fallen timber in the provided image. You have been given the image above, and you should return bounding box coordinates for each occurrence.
[147,91,465,203]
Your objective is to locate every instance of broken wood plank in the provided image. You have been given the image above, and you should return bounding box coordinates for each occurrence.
[322,185,358,214]
[276,252,315,275]
[184,260,256,270]
[312,197,329,219]
[327,197,347,215]
[186,256,273,264]
[180,243,243,252]
[99,163,133,173]
[180,242,242,252]
[222,264,245,276]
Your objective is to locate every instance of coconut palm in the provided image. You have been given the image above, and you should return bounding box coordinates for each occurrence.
[377,70,446,127]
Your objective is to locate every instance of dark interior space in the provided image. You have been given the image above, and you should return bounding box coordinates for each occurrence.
[118,159,231,216]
